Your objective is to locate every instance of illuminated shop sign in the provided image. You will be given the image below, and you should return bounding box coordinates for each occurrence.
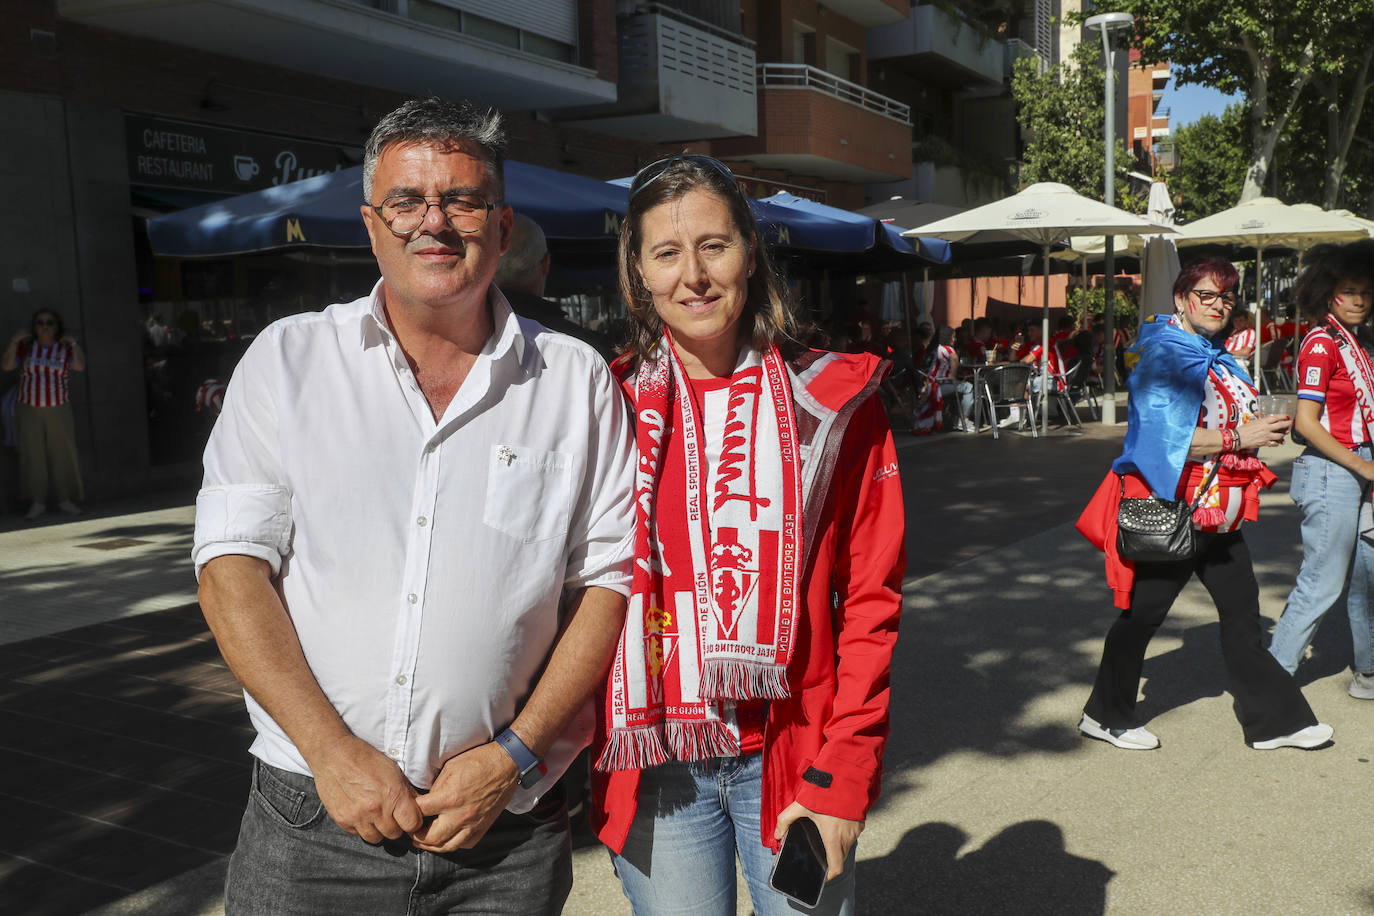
[126,113,358,194]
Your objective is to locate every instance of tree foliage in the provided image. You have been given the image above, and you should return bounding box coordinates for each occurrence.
[1119,0,1374,204]
[1010,42,1135,204]
[1168,104,1247,221]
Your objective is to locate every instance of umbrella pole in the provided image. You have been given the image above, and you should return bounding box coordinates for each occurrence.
[1254,247,1264,387]
[1293,246,1306,388]
[1042,244,1051,436]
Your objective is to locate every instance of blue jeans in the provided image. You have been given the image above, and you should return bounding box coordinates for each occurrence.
[610,754,856,916]
[1269,447,1374,674]
[939,380,973,420]
[225,759,571,915]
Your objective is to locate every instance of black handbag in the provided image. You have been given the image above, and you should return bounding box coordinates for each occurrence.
[1116,462,1221,563]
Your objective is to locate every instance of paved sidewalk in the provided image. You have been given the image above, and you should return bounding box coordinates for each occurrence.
[3,420,1371,914]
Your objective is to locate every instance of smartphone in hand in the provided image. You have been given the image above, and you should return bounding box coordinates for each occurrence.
[769,816,827,908]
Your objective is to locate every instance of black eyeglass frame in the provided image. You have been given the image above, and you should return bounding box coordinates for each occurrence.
[1188,288,1238,309]
[368,194,500,237]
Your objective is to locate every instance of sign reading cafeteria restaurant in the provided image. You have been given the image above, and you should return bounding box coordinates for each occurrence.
[126,114,358,195]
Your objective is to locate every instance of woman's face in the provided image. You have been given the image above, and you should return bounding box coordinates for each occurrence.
[32,312,58,344]
[637,188,754,374]
[1329,276,1374,327]
[1175,274,1235,337]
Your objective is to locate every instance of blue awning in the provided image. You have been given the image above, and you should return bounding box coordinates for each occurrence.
[147,161,950,268]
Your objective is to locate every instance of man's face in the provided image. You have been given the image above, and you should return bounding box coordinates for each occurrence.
[361,141,512,315]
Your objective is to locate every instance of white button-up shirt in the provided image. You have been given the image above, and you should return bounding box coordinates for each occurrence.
[192,282,634,809]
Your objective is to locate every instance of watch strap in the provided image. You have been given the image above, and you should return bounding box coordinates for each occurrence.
[494,728,544,788]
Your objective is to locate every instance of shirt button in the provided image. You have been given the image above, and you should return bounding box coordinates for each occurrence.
[395,674,408,685]
[417,516,428,527]
[407,593,418,604]
[388,747,400,758]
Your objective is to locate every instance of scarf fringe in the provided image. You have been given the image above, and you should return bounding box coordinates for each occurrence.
[1192,505,1228,527]
[595,726,671,772]
[666,720,741,761]
[1221,452,1262,471]
[699,658,791,701]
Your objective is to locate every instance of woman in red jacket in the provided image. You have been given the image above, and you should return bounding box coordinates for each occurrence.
[591,155,905,915]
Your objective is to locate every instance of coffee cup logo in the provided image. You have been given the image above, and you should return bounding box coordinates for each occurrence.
[233,155,261,182]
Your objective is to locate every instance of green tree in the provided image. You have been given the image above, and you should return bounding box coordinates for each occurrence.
[1121,0,1374,203]
[1168,104,1247,221]
[1010,42,1134,202]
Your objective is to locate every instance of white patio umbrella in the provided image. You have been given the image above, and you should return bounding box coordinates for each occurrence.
[902,182,1173,434]
[1175,198,1368,385]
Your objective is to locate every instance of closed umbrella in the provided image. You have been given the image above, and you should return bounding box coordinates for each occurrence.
[903,182,1173,434]
[1140,182,1181,320]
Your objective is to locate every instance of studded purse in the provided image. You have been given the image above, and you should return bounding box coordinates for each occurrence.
[1116,462,1221,563]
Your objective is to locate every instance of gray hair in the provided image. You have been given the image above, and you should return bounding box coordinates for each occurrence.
[363,97,507,202]
[494,213,549,293]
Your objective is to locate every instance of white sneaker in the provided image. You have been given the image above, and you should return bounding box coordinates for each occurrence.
[1078,713,1160,750]
[1250,723,1334,750]
[24,502,45,520]
[1350,673,1374,700]
[58,500,81,515]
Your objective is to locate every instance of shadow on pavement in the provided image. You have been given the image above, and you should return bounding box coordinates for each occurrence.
[857,820,1113,915]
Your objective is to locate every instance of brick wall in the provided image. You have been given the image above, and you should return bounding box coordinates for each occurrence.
[712,87,909,186]
[578,0,618,82]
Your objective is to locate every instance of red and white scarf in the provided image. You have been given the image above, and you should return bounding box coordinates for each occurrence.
[1190,365,1261,529]
[597,338,802,771]
[1325,315,1374,449]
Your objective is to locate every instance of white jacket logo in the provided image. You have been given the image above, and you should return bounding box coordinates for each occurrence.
[873,462,899,483]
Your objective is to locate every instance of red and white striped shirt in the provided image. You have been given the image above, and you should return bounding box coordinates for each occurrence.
[17,341,75,407]
[1225,327,1256,355]
[1298,328,1371,449]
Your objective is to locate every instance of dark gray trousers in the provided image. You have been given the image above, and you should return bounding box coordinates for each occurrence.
[225,759,571,915]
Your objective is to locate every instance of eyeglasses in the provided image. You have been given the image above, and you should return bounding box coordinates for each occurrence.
[629,155,739,200]
[369,194,498,236]
[34,319,56,327]
[1189,289,1237,309]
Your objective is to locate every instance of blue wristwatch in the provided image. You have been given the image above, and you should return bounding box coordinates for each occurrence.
[495,728,545,789]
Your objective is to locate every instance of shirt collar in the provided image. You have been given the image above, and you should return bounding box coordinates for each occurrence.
[358,278,529,368]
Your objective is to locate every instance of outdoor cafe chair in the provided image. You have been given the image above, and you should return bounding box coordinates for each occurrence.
[973,364,1038,440]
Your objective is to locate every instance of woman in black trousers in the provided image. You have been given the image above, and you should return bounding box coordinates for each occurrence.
[1075,258,1330,750]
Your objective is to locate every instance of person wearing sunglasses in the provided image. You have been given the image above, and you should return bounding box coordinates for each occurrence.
[1076,257,1330,751]
[2,309,85,518]
[591,155,905,914]
[1268,241,1374,698]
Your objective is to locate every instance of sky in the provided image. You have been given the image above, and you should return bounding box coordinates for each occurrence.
[1160,81,1241,127]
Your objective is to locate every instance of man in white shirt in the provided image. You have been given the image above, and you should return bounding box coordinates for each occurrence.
[193,98,634,914]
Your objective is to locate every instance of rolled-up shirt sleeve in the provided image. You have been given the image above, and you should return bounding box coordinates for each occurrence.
[192,329,294,578]
[564,358,635,596]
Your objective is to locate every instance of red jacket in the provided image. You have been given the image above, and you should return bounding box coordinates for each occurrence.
[592,349,907,853]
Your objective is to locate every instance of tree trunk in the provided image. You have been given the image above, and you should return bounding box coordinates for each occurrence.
[1239,36,1316,203]
[1322,45,1374,209]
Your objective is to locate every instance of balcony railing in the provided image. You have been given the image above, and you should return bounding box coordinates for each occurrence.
[757,63,911,124]
[1005,38,1045,78]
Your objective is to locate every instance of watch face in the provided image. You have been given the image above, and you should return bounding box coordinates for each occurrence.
[518,763,545,789]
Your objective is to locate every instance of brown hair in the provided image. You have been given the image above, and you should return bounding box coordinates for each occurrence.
[618,158,795,365]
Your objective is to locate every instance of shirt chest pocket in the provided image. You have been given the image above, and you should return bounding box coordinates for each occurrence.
[482,445,574,543]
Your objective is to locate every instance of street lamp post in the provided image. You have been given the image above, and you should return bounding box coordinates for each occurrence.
[1085,11,1134,426]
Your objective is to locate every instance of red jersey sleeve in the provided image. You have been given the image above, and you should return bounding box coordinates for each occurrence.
[1297,332,1337,401]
